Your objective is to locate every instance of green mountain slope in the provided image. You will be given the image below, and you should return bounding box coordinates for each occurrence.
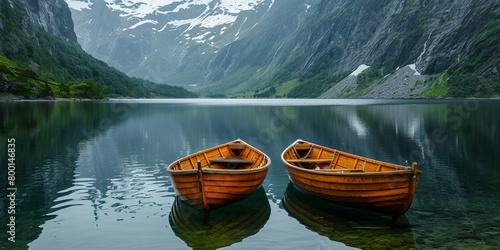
[0,0,196,99]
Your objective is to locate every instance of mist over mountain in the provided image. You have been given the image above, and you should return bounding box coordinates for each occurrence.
[67,0,499,97]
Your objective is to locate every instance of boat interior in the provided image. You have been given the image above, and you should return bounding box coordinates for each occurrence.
[286,141,406,173]
[172,142,268,170]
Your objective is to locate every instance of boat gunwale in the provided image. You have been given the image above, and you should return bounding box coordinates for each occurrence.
[284,164,413,176]
[167,169,199,175]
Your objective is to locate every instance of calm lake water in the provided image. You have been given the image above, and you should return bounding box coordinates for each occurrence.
[1,99,499,250]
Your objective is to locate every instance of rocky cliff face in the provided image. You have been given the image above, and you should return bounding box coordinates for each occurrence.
[23,0,78,43]
[67,0,499,95]
[226,0,497,75]
[0,0,78,56]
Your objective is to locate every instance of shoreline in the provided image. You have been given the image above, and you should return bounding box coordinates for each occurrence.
[1,94,499,102]
[0,94,109,102]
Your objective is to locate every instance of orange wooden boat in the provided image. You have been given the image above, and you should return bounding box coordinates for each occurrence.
[281,139,421,220]
[167,139,270,211]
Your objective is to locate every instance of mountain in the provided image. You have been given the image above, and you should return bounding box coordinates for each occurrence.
[66,0,278,85]
[23,0,78,43]
[67,0,500,97]
[0,0,196,99]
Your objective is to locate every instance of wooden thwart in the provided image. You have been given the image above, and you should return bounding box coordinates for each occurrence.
[210,157,253,164]
[318,169,364,172]
[293,144,312,150]
[287,159,332,163]
[228,143,246,150]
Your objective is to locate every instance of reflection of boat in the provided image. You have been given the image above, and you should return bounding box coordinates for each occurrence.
[167,139,270,211]
[281,139,420,220]
[169,187,270,249]
[282,183,415,249]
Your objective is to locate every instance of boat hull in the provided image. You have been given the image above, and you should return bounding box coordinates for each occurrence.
[282,139,419,217]
[169,168,268,210]
[168,139,270,211]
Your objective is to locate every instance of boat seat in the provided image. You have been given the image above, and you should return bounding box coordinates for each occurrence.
[228,143,246,150]
[210,157,253,164]
[293,143,312,150]
[319,169,364,172]
[288,159,332,163]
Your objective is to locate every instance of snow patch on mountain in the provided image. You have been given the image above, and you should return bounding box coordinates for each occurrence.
[350,64,370,77]
[408,63,421,76]
[66,0,92,11]
[124,19,159,31]
[66,0,270,45]
[165,0,268,31]
[96,0,267,19]
[67,0,267,27]
[104,0,185,19]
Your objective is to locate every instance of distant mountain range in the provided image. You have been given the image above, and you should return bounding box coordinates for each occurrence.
[2,0,498,98]
[66,0,499,98]
[66,0,278,85]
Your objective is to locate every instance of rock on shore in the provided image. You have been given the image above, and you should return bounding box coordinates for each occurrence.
[319,65,430,98]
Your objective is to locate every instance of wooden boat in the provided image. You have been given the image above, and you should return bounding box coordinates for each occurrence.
[167,139,271,211]
[169,187,270,249]
[282,183,415,249]
[281,139,421,220]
